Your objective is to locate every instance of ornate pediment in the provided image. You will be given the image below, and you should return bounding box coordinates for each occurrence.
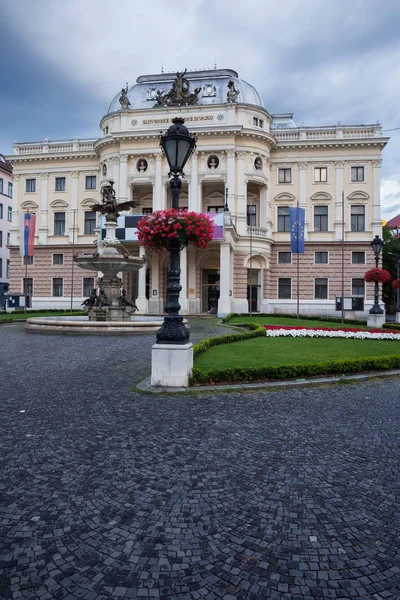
[310,191,332,201]
[50,199,69,208]
[154,70,201,107]
[21,200,39,211]
[347,190,370,200]
[274,192,296,202]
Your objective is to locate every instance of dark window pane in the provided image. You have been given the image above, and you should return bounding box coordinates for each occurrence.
[278,252,291,264]
[53,254,64,265]
[315,278,328,299]
[84,211,96,235]
[315,252,328,263]
[85,176,97,189]
[278,206,290,232]
[278,278,291,299]
[352,251,365,264]
[352,278,365,296]
[53,278,63,297]
[54,212,66,235]
[55,177,66,191]
[83,278,95,297]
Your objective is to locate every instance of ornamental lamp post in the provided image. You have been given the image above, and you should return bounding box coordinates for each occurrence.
[369,234,385,315]
[157,117,196,344]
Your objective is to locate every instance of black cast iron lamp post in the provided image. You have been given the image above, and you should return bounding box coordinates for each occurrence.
[369,234,385,315]
[157,117,196,344]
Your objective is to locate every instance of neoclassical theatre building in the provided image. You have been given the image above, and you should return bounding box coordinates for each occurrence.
[8,68,388,316]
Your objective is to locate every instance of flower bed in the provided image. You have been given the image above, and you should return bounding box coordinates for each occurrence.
[264,325,400,340]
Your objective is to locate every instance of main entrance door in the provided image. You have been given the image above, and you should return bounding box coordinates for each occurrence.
[202,269,220,312]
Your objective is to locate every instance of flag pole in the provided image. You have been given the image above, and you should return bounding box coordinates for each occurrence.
[341,190,345,324]
[70,209,77,312]
[24,258,28,314]
[249,202,253,318]
[297,201,300,319]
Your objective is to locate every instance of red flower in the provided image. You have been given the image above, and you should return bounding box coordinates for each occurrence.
[392,278,400,290]
[137,209,215,251]
[364,268,392,283]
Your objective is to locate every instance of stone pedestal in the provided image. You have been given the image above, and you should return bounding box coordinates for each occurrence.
[151,343,193,388]
[367,314,385,328]
[396,312,400,324]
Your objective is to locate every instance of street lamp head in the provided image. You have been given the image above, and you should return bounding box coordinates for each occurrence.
[160,117,196,175]
[371,234,384,257]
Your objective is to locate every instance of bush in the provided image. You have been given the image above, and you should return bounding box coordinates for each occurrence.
[190,355,400,385]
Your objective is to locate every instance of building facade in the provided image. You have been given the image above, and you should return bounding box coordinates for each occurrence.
[7,68,389,316]
[0,154,13,305]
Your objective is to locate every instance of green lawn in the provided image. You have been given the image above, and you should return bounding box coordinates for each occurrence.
[194,336,400,370]
[226,315,370,329]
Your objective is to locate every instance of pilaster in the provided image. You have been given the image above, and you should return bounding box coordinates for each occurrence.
[372,159,382,236]
[112,156,120,199]
[136,246,148,314]
[179,246,188,314]
[153,153,162,210]
[9,175,19,245]
[119,155,128,202]
[218,243,232,316]
[189,152,199,212]
[69,171,79,243]
[299,162,308,239]
[335,161,344,240]
[39,173,49,244]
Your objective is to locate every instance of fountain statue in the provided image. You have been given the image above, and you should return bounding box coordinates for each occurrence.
[74,179,144,322]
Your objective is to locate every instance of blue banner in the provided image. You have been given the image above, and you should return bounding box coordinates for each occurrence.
[289,207,305,254]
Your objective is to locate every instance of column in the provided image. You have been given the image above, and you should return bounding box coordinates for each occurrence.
[198,180,203,214]
[112,156,120,199]
[9,175,19,245]
[179,246,188,314]
[189,152,198,212]
[119,155,128,202]
[226,150,235,212]
[136,246,148,314]
[161,180,168,210]
[266,182,272,231]
[299,162,308,239]
[218,243,231,316]
[153,153,162,210]
[237,151,247,234]
[335,161,344,240]
[259,185,268,229]
[69,171,79,243]
[187,248,198,314]
[38,173,49,244]
[372,159,382,236]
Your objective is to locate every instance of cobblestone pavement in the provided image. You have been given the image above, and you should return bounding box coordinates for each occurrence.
[0,319,399,600]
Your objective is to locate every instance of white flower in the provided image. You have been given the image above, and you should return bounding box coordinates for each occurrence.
[265,328,400,341]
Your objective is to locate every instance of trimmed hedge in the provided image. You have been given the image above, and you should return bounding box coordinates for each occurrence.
[190,355,400,385]
[194,322,265,359]
[383,323,400,331]
[222,312,367,326]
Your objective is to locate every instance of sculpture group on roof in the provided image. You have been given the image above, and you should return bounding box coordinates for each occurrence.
[155,69,201,107]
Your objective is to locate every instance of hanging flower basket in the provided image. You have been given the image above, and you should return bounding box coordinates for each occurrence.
[392,278,400,290]
[364,268,392,283]
[137,209,214,252]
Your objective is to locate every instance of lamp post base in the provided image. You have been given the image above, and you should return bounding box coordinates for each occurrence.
[367,314,385,328]
[151,342,193,388]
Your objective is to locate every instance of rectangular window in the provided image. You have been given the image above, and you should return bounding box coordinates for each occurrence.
[352,251,365,264]
[23,256,33,265]
[55,177,66,192]
[351,205,365,232]
[351,166,365,182]
[8,182,12,197]
[207,206,224,213]
[278,251,291,264]
[23,278,33,295]
[83,277,95,297]
[247,205,257,227]
[85,175,97,190]
[84,211,96,235]
[0,178,3,194]
[7,232,10,246]
[314,167,328,182]
[0,231,2,247]
[314,205,328,231]
[352,278,365,296]
[315,251,328,264]
[26,179,36,193]
[315,278,328,299]
[0,204,3,219]
[53,253,64,265]
[6,259,10,278]
[53,278,63,297]
[278,278,291,299]
[253,117,264,128]
[0,258,2,278]
[277,206,290,232]
[278,168,292,184]
[54,212,66,235]
[7,206,12,222]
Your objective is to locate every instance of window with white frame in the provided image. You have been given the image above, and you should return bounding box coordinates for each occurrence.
[315,251,328,264]
[277,206,290,232]
[253,117,264,128]
[247,205,257,226]
[278,251,291,264]
[314,205,328,231]
[55,177,66,192]
[314,167,328,183]
[278,168,292,184]
[54,212,66,235]
[0,204,3,219]
[7,206,12,221]
[352,251,365,264]
[351,205,365,232]
[351,166,365,182]
[84,211,96,235]
[85,175,97,190]
[52,278,63,297]
[352,278,365,296]
[278,278,291,299]
[0,178,3,194]
[83,277,95,297]
[315,278,328,299]
[23,278,33,295]
[8,182,12,197]
[53,253,64,265]
[26,179,36,193]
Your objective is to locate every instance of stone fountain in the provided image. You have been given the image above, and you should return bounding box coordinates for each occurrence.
[74,179,144,322]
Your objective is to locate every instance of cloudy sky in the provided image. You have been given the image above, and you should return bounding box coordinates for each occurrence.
[1,0,399,218]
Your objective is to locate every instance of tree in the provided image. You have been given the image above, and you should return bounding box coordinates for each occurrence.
[382,226,400,312]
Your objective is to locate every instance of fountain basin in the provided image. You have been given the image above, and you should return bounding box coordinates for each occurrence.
[74,254,144,279]
[25,315,166,335]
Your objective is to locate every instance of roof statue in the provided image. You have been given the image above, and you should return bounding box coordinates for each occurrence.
[155,69,201,107]
[92,180,138,222]
[227,80,240,103]
[119,84,131,109]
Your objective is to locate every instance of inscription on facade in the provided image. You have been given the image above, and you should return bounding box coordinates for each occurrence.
[142,115,214,125]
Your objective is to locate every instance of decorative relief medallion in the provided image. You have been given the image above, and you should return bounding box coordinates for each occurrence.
[146,87,158,100]
[254,157,263,171]
[207,155,219,170]
[202,83,216,97]
[131,119,138,126]
[217,113,224,121]
[137,159,148,173]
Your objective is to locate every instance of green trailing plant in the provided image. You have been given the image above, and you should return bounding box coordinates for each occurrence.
[190,355,400,385]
